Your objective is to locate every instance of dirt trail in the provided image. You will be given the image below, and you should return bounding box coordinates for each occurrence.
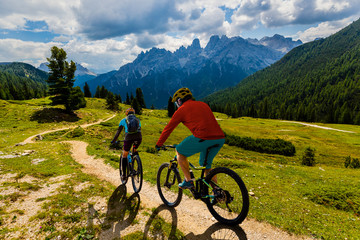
[65,139,311,239]
[282,121,356,133]
[21,115,116,144]
[22,115,311,239]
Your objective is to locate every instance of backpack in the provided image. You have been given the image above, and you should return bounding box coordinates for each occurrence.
[126,114,140,134]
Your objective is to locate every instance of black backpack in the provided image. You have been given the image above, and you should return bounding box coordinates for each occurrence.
[126,114,140,134]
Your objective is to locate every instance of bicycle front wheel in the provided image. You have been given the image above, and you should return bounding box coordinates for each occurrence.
[131,155,143,193]
[156,163,183,207]
[204,167,249,225]
[119,155,129,184]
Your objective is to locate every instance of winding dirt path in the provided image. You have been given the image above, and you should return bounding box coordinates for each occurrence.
[66,140,311,239]
[21,114,116,144]
[22,115,311,239]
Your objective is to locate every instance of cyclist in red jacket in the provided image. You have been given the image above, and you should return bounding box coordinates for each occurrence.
[156,88,225,189]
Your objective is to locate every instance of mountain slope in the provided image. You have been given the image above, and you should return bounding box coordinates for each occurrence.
[0,62,48,100]
[87,35,301,108]
[204,19,360,125]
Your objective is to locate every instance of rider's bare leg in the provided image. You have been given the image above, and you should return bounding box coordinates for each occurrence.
[177,151,192,181]
[205,168,218,186]
[122,150,129,158]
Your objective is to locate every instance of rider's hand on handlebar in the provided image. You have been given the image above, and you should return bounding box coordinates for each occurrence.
[155,145,161,151]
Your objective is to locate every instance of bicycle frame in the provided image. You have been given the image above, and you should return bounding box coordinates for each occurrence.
[158,144,250,225]
[166,144,221,201]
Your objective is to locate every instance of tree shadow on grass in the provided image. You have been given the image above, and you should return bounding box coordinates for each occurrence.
[30,107,80,123]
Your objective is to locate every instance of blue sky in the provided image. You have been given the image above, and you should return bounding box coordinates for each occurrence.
[0,0,360,73]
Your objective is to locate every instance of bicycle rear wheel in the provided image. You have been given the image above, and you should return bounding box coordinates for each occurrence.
[119,155,129,184]
[131,155,143,193]
[156,163,183,207]
[204,167,249,225]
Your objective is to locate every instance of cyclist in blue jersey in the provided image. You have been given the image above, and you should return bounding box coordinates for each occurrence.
[111,108,142,181]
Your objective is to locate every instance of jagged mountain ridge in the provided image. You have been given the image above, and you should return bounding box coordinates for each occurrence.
[247,34,303,53]
[87,34,302,108]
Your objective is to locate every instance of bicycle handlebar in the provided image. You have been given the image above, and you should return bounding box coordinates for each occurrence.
[159,145,177,151]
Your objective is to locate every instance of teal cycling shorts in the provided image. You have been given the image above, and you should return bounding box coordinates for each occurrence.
[176,135,225,169]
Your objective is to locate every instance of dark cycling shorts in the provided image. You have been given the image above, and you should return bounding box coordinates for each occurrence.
[124,138,142,152]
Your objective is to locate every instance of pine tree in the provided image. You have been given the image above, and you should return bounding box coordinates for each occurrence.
[224,103,231,116]
[115,94,122,103]
[354,111,360,125]
[94,86,101,98]
[167,97,175,117]
[100,86,108,98]
[83,82,92,98]
[231,103,239,118]
[131,98,141,115]
[47,46,86,112]
[125,93,130,105]
[106,92,119,111]
[136,88,146,108]
[69,86,86,110]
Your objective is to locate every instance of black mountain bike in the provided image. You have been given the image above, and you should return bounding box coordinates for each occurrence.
[156,144,249,225]
[116,140,143,193]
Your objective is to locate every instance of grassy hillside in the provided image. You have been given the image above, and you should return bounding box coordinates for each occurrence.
[1,98,360,239]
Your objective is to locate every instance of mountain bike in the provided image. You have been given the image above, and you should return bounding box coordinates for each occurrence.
[114,140,143,193]
[156,144,249,225]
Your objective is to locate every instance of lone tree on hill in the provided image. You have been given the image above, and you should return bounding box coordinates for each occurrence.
[47,46,86,112]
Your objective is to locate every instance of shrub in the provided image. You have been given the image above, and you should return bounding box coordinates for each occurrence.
[301,147,316,166]
[68,126,85,138]
[345,156,360,169]
[225,133,296,156]
[303,185,360,215]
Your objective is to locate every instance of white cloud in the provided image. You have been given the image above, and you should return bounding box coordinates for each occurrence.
[0,0,360,73]
[295,17,355,42]
[0,0,80,34]
[63,37,142,72]
[0,38,57,67]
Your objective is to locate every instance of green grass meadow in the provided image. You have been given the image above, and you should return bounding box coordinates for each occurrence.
[1,98,360,239]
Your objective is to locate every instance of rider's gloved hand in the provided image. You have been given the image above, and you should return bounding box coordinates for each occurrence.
[155,145,161,151]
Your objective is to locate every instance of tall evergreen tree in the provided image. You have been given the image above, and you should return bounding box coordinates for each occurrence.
[115,94,122,103]
[83,82,92,98]
[94,86,101,98]
[106,92,119,111]
[136,88,146,108]
[224,103,231,116]
[47,46,86,112]
[125,93,130,105]
[131,98,141,115]
[167,97,175,117]
[100,86,108,98]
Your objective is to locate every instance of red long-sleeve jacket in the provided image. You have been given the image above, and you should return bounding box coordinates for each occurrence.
[156,100,225,146]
